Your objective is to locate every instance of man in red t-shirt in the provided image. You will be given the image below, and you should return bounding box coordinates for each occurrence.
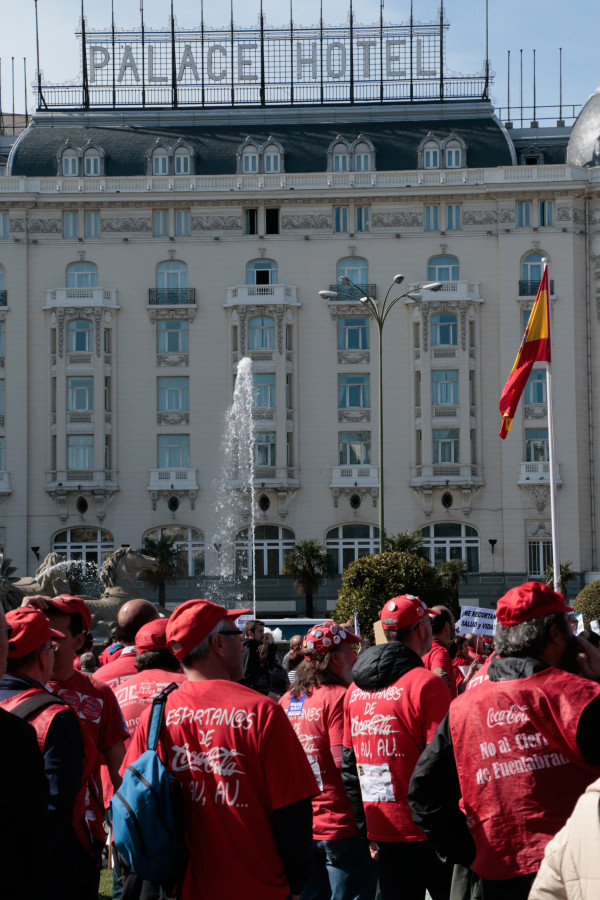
[24,594,129,900]
[96,598,160,690]
[409,582,600,900]
[422,605,457,699]
[280,620,376,900]
[342,594,452,900]
[122,598,318,900]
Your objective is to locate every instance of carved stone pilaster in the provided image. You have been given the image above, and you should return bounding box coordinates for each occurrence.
[412,486,433,517]
[94,309,102,357]
[238,307,247,355]
[421,304,429,352]
[460,303,467,351]
[56,310,65,359]
[277,306,284,355]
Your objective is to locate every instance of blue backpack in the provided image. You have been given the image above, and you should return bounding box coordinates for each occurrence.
[111,682,187,885]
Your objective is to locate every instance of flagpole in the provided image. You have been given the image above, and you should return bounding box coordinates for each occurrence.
[543,257,560,593]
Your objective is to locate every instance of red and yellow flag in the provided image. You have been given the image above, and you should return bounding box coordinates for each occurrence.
[499,266,551,438]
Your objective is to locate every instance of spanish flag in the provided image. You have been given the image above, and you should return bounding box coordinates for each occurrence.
[499,266,551,438]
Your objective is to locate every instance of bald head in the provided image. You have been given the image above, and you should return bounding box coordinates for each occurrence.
[117,599,159,645]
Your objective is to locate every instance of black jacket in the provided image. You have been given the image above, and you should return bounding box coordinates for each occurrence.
[407,656,600,867]
[341,641,425,837]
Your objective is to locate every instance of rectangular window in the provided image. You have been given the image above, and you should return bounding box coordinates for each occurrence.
[355,154,370,171]
[63,212,78,238]
[0,436,5,470]
[0,212,9,238]
[286,325,292,350]
[414,371,421,407]
[424,149,439,168]
[338,432,371,465]
[68,435,94,470]
[433,429,459,463]
[425,205,439,231]
[104,435,112,470]
[355,207,370,233]
[415,430,422,465]
[432,370,458,405]
[85,211,100,238]
[447,205,461,231]
[338,374,370,409]
[0,322,4,355]
[337,316,368,350]
[470,430,477,465]
[157,434,189,468]
[175,154,190,175]
[524,370,547,405]
[334,207,349,233]
[517,201,532,228]
[67,377,93,411]
[413,322,420,349]
[104,330,111,353]
[539,201,553,227]
[525,428,549,462]
[286,373,293,409]
[158,377,189,412]
[243,154,258,173]
[154,211,168,237]
[254,433,276,466]
[469,371,476,406]
[175,210,190,237]
[153,154,168,175]
[244,208,258,235]
[157,320,189,354]
[84,155,99,176]
[253,373,275,408]
[333,154,348,172]
[0,380,4,415]
[469,321,476,348]
[446,148,461,168]
[104,377,111,411]
[265,208,279,235]
[528,539,552,577]
[286,433,293,466]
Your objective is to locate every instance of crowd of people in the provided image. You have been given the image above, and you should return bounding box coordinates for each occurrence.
[1,580,599,900]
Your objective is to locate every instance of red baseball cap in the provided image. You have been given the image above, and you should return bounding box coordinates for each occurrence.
[303,620,362,660]
[7,608,64,658]
[45,594,93,633]
[379,595,440,630]
[136,618,169,653]
[166,599,250,661]
[496,581,573,627]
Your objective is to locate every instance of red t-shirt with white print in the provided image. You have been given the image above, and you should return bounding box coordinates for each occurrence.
[280,683,357,840]
[123,678,318,900]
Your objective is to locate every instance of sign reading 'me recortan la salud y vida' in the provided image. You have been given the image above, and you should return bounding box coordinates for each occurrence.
[40,19,489,108]
[455,606,497,637]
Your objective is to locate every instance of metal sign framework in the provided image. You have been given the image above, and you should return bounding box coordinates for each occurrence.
[39,17,490,110]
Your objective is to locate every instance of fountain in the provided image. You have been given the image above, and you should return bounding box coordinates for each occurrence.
[204,356,257,615]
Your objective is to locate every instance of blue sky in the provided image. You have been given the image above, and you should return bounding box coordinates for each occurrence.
[0,0,597,123]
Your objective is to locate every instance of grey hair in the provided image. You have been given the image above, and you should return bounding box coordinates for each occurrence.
[181,618,233,667]
[494,611,569,658]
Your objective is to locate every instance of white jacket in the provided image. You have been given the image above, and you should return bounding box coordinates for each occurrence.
[529,777,600,900]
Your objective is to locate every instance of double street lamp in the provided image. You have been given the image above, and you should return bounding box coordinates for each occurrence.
[321,275,443,553]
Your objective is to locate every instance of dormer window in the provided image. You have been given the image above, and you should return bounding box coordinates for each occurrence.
[152,149,169,175]
[333,144,350,172]
[174,148,190,175]
[83,150,100,176]
[62,149,79,176]
[445,145,462,168]
[243,148,259,173]
[263,145,280,173]
[442,135,467,168]
[423,142,440,169]
[353,140,373,172]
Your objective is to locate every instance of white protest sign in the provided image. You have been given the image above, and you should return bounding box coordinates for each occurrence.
[575,613,585,635]
[455,605,497,636]
[590,620,600,637]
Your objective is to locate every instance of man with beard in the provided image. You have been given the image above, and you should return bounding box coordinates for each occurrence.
[408,582,600,900]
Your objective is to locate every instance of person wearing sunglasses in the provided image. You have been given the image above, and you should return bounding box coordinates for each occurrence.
[0,607,83,900]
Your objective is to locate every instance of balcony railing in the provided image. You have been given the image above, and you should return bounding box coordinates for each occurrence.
[229,466,300,489]
[518,462,562,484]
[519,280,555,296]
[411,464,483,485]
[0,291,7,306]
[329,283,377,301]
[67,411,93,423]
[47,469,118,489]
[45,287,118,308]
[148,288,196,305]
[226,285,298,305]
[331,465,379,488]
[408,281,481,302]
[148,468,198,490]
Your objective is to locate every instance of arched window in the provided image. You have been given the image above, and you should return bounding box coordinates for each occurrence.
[53,527,114,568]
[431,313,458,347]
[67,262,98,288]
[246,259,278,286]
[67,320,93,353]
[332,143,350,172]
[242,146,259,174]
[152,148,169,176]
[337,257,369,299]
[325,523,381,575]
[144,525,205,576]
[419,523,479,572]
[427,255,459,282]
[248,316,275,350]
[157,261,188,289]
[263,144,280,173]
[444,140,463,168]
[521,252,544,296]
[174,147,191,175]
[83,150,100,176]
[235,525,295,576]
[423,140,440,169]
[62,149,79,176]
[353,141,372,171]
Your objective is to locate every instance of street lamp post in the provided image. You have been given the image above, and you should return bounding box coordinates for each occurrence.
[320,275,442,553]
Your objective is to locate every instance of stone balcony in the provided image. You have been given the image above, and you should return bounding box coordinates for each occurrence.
[518,462,562,484]
[44,287,119,309]
[148,468,198,491]
[47,469,118,490]
[408,281,482,302]
[411,464,483,486]
[225,285,298,306]
[331,465,379,488]
[230,467,300,490]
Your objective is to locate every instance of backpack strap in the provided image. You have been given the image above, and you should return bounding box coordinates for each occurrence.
[147,682,180,753]
[10,692,67,722]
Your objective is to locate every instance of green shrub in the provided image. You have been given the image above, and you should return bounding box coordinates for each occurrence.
[573,580,600,629]
[333,551,448,637]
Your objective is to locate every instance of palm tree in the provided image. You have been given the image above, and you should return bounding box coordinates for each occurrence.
[544,561,577,599]
[440,559,469,620]
[384,529,424,554]
[139,535,183,606]
[282,539,333,618]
